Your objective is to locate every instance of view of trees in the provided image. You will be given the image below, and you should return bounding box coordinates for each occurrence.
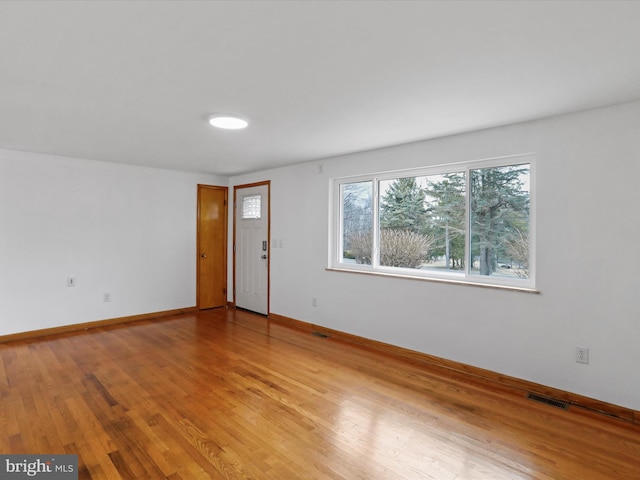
[378,177,434,268]
[341,181,372,262]
[469,164,530,277]
[380,177,429,231]
[340,162,530,278]
[424,173,466,270]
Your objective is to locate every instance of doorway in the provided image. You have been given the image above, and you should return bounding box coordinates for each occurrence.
[197,185,228,309]
[234,181,270,315]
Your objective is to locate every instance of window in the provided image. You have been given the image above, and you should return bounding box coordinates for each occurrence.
[242,194,261,219]
[332,154,535,289]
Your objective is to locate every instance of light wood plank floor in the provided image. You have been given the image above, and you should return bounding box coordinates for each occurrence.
[1,308,638,479]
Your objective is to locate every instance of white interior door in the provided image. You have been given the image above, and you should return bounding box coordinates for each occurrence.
[235,183,269,315]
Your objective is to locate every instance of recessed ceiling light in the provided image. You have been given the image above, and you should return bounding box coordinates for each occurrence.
[208,115,248,130]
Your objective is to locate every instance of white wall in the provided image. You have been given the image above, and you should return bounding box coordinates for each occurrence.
[3,101,638,411]
[230,101,640,411]
[0,149,226,335]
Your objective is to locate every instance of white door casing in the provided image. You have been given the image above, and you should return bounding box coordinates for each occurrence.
[234,183,269,315]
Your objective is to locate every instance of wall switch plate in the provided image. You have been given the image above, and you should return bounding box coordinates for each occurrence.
[67,277,76,287]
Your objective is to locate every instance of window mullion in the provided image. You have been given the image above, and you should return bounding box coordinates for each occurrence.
[464,167,471,277]
[337,183,345,263]
[372,178,380,268]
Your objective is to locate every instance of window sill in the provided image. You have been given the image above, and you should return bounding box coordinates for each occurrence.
[326,267,541,294]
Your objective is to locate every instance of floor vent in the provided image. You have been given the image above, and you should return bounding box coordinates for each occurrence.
[311,331,330,339]
[526,393,570,410]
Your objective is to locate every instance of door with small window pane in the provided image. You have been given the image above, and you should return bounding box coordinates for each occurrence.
[234,182,269,315]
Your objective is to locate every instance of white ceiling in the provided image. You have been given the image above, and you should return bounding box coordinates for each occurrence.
[1,1,640,176]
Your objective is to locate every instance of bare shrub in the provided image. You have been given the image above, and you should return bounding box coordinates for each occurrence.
[504,228,529,278]
[380,229,433,268]
[349,229,433,268]
[349,231,373,265]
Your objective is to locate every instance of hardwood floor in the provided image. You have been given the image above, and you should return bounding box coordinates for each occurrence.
[1,309,638,479]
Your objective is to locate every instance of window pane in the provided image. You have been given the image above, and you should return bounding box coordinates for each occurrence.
[378,176,432,269]
[242,194,261,219]
[470,163,530,278]
[423,173,466,272]
[378,174,465,271]
[341,181,372,264]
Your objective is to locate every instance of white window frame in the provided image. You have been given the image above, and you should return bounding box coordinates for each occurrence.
[328,153,537,291]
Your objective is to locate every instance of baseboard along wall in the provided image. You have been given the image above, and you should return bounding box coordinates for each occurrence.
[268,312,640,426]
[2,306,636,425]
[0,307,197,344]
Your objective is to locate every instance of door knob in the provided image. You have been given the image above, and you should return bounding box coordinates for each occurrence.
[261,254,267,259]
[201,253,207,258]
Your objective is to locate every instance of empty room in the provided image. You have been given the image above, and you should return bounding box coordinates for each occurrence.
[1,1,639,479]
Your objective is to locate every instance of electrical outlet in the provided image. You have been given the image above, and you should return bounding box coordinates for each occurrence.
[576,346,589,364]
[103,293,111,302]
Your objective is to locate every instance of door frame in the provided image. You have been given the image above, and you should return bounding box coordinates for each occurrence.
[233,180,270,314]
[196,184,228,310]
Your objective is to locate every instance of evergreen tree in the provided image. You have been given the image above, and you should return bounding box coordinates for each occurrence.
[424,173,466,270]
[380,177,428,232]
[378,177,433,268]
[470,165,529,276]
